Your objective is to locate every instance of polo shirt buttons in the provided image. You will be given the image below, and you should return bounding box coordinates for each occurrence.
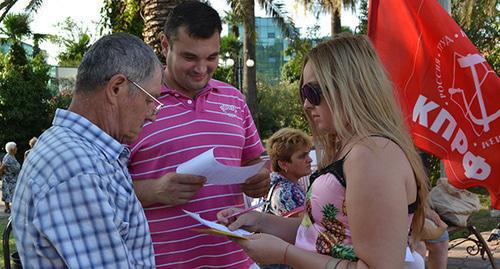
[187,100,193,104]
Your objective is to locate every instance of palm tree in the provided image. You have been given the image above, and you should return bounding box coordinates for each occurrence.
[1,0,184,58]
[141,0,186,58]
[296,0,357,35]
[0,13,31,66]
[2,0,297,119]
[226,0,299,117]
[222,10,243,86]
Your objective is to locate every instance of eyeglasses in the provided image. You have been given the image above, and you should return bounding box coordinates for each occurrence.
[129,80,164,115]
[300,83,323,106]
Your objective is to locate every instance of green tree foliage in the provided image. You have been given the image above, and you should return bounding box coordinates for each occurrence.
[213,34,241,86]
[226,0,299,118]
[100,0,143,38]
[53,17,92,67]
[280,26,321,84]
[213,65,232,86]
[451,0,499,73]
[256,41,284,84]
[356,0,368,34]
[0,13,52,158]
[0,13,30,40]
[280,38,312,84]
[47,89,73,122]
[0,13,31,66]
[295,0,357,35]
[256,80,309,140]
[0,54,52,158]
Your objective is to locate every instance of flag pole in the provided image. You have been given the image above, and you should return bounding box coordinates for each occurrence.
[437,0,451,180]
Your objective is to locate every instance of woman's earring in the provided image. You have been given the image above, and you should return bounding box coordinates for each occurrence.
[284,167,288,173]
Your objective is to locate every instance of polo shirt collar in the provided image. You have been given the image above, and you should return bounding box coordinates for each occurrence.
[161,79,218,98]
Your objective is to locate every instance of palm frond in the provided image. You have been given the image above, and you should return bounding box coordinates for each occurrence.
[257,0,300,39]
[25,0,45,13]
[0,0,18,23]
[2,13,31,41]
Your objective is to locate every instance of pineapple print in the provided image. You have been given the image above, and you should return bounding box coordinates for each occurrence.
[301,188,314,227]
[321,204,346,243]
[316,230,337,255]
[342,199,348,216]
[315,203,347,255]
[331,244,358,261]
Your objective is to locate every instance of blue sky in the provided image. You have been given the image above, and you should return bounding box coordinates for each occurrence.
[9,0,359,65]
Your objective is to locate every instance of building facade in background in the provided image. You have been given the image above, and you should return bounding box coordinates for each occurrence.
[236,17,295,85]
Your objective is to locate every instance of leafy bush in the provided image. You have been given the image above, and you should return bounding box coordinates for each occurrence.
[256,80,309,140]
[0,53,52,158]
[48,89,73,122]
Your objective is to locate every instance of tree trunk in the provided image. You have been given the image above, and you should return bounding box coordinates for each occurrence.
[231,23,240,88]
[142,0,185,61]
[242,0,257,119]
[331,8,341,35]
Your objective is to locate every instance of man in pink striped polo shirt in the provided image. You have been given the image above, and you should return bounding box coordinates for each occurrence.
[128,1,270,268]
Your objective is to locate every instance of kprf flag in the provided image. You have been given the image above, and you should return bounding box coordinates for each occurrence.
[368,0,500,208]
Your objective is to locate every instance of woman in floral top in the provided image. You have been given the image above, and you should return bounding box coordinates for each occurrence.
[261,129,313,269]
[266,128,312,217]
[0,142,20,213]
[218,34,429,269]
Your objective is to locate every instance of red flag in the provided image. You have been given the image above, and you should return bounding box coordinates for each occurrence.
[368,0,500,208]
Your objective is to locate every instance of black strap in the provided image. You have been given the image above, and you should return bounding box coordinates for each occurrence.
[262,182,279,214]
[309,158,346,187]
[308,135,419,214]
[407,197,419,214]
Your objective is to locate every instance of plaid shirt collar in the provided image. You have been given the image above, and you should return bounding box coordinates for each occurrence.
[53,109,127,162]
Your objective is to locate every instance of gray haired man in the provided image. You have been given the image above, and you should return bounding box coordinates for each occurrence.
[12,33,162,268]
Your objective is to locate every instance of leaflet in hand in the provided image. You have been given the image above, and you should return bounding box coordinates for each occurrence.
[176,148,266,185]
[183,209,252,240]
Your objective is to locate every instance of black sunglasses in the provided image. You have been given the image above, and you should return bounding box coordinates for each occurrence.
[300,83,323,106]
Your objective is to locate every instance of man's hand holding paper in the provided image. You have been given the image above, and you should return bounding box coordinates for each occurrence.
[241,158,270,198]
[134,173,206,206]
[176,148,268,186]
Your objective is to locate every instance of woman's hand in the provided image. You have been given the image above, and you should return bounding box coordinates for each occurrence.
[427,209,446,227]
[235,233,289,265]
[216,208,263,232]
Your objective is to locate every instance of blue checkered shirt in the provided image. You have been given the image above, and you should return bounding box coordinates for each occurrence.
[12,109,155,269]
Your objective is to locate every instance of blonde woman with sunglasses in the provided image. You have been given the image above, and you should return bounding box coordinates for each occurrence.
[218,33,429,269]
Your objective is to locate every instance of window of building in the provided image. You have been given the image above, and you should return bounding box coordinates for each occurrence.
[267,32,276,38]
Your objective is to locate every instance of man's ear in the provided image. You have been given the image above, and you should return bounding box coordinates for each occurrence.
[160,34,170,59]
[104,74,128,105]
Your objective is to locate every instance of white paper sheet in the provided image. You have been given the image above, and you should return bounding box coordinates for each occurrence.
[183,209,252,238]
[176,148,266,185]
[405,246,415,262]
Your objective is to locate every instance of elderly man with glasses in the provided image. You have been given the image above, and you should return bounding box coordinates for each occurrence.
[11,33,163,268]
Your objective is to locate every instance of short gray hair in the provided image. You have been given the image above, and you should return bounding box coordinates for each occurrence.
[75,32,162,93]
[5,142,16,153]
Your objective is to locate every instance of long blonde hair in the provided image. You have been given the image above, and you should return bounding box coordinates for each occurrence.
[300,33,428,242]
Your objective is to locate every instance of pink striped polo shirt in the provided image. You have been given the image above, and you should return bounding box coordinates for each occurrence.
[128,79,264,269]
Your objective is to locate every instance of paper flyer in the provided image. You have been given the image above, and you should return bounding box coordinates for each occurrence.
[183,209,252,240]
[176,148,266,185]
